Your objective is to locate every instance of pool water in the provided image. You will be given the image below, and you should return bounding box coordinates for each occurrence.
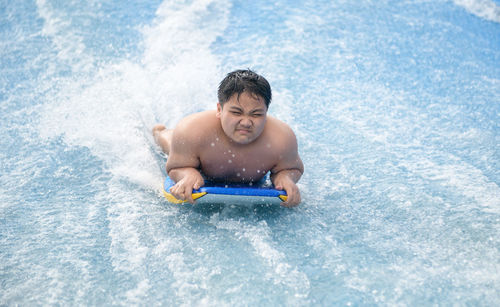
[1,0,499,305]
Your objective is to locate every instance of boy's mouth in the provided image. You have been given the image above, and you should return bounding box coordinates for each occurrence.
[236,128,251,134]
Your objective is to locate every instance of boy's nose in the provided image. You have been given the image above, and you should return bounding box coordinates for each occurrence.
[239,117,252,127]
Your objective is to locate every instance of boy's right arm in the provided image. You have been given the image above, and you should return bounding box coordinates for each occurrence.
[166,122,205,204]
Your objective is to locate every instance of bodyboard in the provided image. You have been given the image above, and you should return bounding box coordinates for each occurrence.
[163,176,287,205]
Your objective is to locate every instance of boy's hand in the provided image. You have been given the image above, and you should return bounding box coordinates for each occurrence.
[169,169,204,204]
[272,171,301,207]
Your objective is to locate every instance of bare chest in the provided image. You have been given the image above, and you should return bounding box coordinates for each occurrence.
[199,143,276,182]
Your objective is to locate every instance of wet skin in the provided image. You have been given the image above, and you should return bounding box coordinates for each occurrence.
[154,91,304,207]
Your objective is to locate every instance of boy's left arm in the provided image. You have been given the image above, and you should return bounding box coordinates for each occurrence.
[271,130,304,207]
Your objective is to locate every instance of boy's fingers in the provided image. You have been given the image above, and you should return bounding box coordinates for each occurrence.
[186,190,195,204]
[169,180,202,203]
[282,187,300,207]
[170,184,190,202]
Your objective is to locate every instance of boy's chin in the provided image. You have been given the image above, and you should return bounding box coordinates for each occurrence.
[230,135,255,145]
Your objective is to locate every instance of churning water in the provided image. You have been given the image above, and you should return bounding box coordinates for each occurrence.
[1,0,499,305]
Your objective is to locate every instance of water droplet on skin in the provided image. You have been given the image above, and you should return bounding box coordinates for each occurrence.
[216,138,219,141]
[249,182,253,186]
[211,142,215,147]
[266,143,271,148]
[228,150,231,153]
[257,170,261,173]
[232,154,235,158]
[242,168,246,172]
[237,173,241,177]
[228,159,232,163]
[225,185,228,188]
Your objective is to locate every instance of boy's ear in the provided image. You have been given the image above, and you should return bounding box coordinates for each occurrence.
[216,103,222,118]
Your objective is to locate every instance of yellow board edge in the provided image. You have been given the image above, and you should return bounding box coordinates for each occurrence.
[279,195,288,202]
[163,190,207,204]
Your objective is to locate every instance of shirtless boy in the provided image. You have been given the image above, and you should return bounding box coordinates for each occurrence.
[153,69,304,207]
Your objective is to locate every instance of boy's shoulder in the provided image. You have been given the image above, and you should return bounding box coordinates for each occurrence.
[266,116,297,140]
[174,111,218,133]
[177,110,216,125]
[170,111,219,151]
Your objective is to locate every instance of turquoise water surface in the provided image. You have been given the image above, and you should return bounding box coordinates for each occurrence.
[1,0,499,305]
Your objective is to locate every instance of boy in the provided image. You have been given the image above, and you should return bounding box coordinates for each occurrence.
[153,69,304,207]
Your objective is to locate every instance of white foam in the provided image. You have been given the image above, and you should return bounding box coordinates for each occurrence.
[38,0,231,193]
[399,150,500,213]
[36,1,231,303]
[125,279,151,304]
[141,0,230,125]
[453,0,500,23]
[36,0,95,73]
[213,217,311,302]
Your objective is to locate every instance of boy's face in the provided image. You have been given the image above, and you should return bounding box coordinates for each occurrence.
[216,91,268,145]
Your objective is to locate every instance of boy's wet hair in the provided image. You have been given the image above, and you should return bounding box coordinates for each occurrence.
[217,69,272,108]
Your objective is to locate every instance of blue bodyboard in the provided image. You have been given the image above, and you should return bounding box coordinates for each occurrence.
[163,175,287,205]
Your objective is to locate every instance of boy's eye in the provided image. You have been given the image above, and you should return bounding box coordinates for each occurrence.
[230,111,241,115]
